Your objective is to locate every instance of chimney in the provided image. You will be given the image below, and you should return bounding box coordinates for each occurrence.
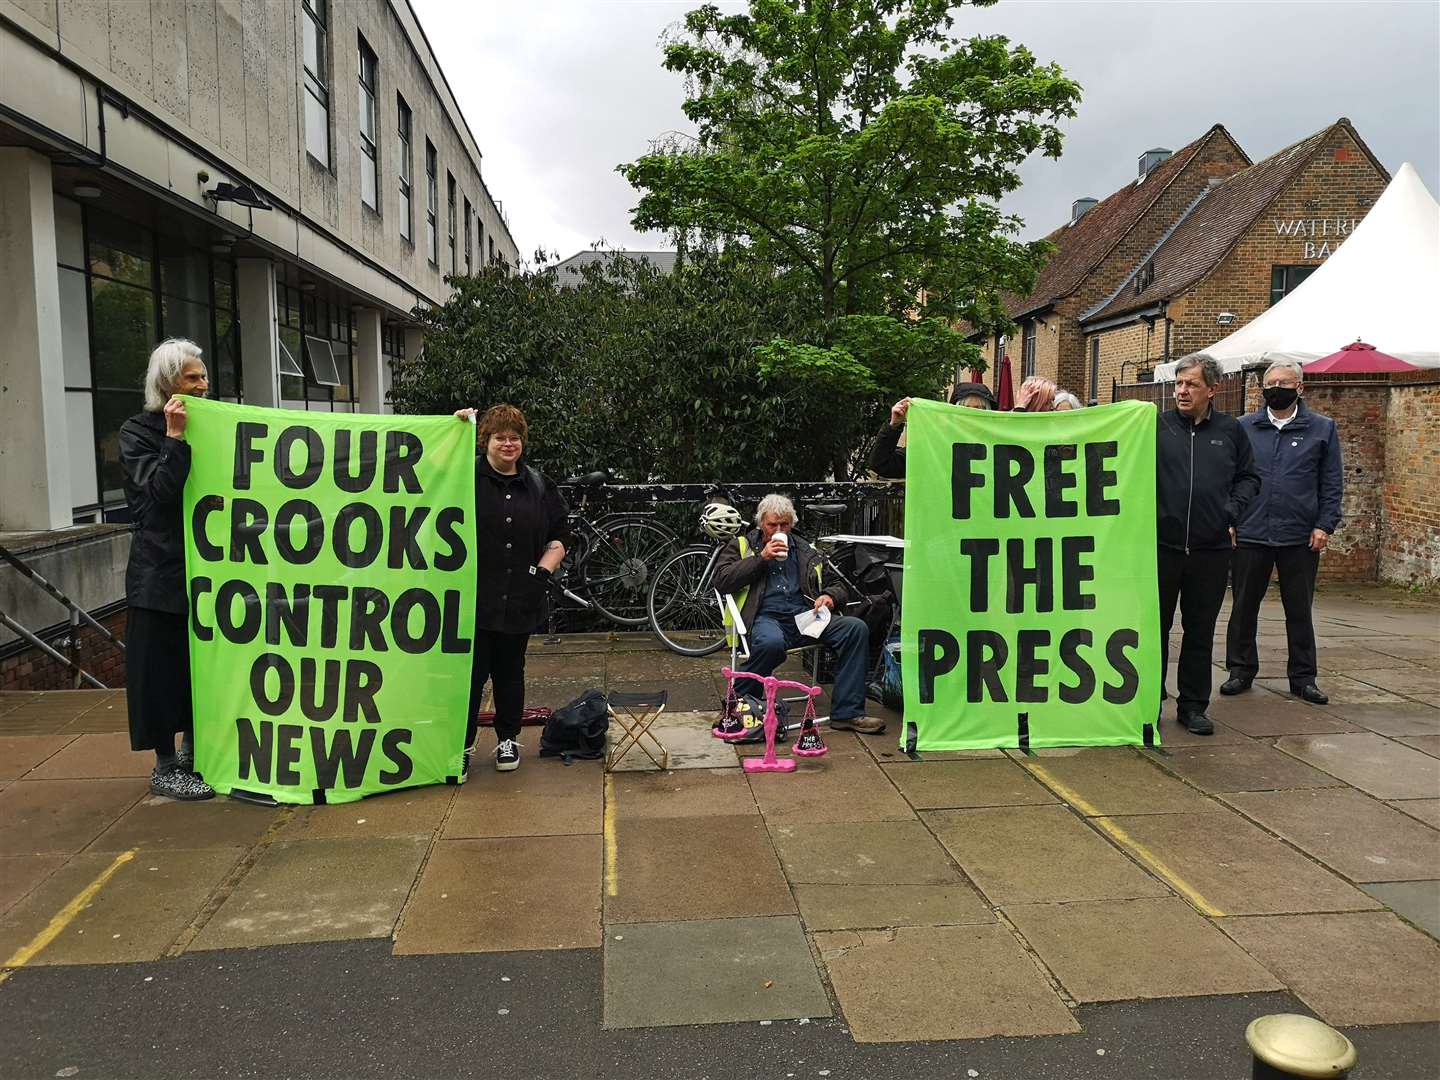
[1138,148,1172,179]
[1071,197,1098,223]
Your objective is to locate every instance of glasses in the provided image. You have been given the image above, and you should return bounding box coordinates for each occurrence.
[490,434,523,445]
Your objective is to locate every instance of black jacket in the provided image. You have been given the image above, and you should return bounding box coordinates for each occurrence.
[1156,407,1261,553]
[472,456,571,634]
[712,528,850,628]
[869,420,906,480]
[119,410,192,614]
[1235,401,1343,547]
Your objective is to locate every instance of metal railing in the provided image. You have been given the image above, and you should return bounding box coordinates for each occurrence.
[0,542,124,689]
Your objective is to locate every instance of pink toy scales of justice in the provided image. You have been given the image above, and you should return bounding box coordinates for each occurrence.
[720,667,827,773]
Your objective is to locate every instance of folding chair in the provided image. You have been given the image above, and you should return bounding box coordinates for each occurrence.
[605,689,670,771]
[717,592,827,723]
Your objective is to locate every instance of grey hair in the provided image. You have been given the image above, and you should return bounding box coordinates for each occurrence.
[143,338,205,411]
[1263,360,1305,384]
[1054,390,1084,410]
[754,493,797,527]
[1173,353,1223,387]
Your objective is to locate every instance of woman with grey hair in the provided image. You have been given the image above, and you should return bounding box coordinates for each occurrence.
[118,339,214,800]
[1053,390,1084,411]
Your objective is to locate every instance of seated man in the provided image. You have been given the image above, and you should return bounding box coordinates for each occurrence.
[712,494,882,738]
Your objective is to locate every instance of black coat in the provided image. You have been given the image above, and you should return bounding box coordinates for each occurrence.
[1235,401,1343,547]
[472,456,571,634]
[869,420,905,480]
[119,410,192,614]
[712,528,850,628]
[1156,407,1261,553]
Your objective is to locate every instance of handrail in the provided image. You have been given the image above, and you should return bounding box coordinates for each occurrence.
[0,541,123,690]
[0,543,125,650]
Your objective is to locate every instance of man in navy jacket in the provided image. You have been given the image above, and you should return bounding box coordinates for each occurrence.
[1156,355,1261,734]
[1222,360,1343,705]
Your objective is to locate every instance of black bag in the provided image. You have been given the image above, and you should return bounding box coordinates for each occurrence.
[539,689,609,760]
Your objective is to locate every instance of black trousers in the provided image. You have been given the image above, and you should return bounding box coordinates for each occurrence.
[1158,546,1231,717]
[1226,543,1320,686]
[465,629,530,745]
[125,606,194,752]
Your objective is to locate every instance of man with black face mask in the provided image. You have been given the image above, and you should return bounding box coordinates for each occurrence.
[1222,360,1343,705]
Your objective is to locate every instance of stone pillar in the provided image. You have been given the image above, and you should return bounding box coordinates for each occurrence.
[353,307,384,413]
[403,325,424,366]
[236,258,279,407]
[0,149,70,530]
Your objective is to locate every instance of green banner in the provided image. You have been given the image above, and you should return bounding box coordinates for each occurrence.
[901,399,1160,750]
[181,398,476,804]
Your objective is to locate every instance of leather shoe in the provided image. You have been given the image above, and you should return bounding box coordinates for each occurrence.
[1219,675,1252,696]
[1178,712,1215,736]
[1292,683,1329,705]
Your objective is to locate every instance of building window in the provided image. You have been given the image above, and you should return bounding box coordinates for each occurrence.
[1270,265,1317,306]
[301,0,330,167]
[447,173,457,275]
[397,96,413,241]
[276,276,356,413]
[1089,337,1101,403]
[425,140,438,264]
[477,220,485,266]
[463,198,473,274]
[1022,321,1037,378]
[487,234,495,266]
[994,333,1006,391]
[358,35,379,210]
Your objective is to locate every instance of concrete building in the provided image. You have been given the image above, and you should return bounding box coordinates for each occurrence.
[0,0,519,531]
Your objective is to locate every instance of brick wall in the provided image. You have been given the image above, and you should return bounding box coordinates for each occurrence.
[0,608,128,692]
[1300,382,1385,582]
[1380,383,1440,586]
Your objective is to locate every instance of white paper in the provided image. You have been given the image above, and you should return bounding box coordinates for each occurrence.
[794,606,831,639]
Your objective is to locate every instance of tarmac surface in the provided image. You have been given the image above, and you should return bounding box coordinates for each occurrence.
[1,585,1437,1079]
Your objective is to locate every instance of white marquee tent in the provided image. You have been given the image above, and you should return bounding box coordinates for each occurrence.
[1154,162,1440,379]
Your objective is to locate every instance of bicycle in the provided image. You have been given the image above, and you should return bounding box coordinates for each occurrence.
[551,471,683,626]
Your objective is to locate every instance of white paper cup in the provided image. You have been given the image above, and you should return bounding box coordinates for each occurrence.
[775,532,789,559]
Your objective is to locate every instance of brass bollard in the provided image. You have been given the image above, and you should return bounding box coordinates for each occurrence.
[1247,1014,1357,1079]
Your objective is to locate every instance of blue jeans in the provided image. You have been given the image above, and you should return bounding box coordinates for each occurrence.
[739,611,869,720]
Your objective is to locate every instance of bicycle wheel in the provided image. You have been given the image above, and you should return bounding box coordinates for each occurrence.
[578,517,680,625]
[647,546,727,656]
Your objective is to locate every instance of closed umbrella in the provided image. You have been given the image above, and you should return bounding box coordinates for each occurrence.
[996,353,1016,411]
[1304,341,1417,374]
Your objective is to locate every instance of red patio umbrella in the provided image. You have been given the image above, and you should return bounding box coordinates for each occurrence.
[1304,341,1417,374]
[995,353,1016,410]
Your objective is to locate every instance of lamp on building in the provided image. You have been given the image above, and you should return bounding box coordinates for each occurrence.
[72,184,102,199]
[204,182,271,211]
[1217,312,1237,326]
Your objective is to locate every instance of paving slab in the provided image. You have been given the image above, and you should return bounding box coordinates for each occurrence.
[1205,695,1359,737]
[1220,912,1440,1026]
[816,924,1078,1041]
[1344,667,1440,699]
[737,728,873,761]
[444,761,601,838]
[608,767,756,820]
[1389,799,1440,830]
[89,794,282,851]
[0,847,242,966]
[0,690,112,728]
[603,915,830,1029]
[1005,897,1282,1003]
[1221,788,1440,883]
[0,778,145,856]
[748,756,914,822]
[0,853,68,917]
[1257,674,1407,706]
[1158,742,1344,794]
[881,758,1057,810]
[770,820,961,885]
[1102,813,1381,916]
[924,805,1169,905]
[1274,732,1440,800]
[792,883,993,931]
[1361,637,1440,667]
[0,735,75,779]
[22,733,151,779]
[606,712,739,771]
[1398,735,1440,759]
[1015,748,1219,816]
[1154,705,1251,746]
[608,815,794,923]
[1361,880,1440,940]
[0,691,43,717]
[276,783,455,840]
[60,694,128,733]
[393,835,601,954]
[191,836,429,950]
[1317,702,1440,737]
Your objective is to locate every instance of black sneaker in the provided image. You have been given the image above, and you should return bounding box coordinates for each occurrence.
[1178,712,1215,736]
[150,763,215,801]
[495,739,521,772]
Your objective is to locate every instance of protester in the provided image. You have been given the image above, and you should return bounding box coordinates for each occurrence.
[1222,361,1342,705]
[454,404,570,772]
[712,494,880,738]
[119,339,215,800]
[869,382,999,479]
[1156,355,1261,734]
[1053,390,1084,411]
[1014,376,1057,412]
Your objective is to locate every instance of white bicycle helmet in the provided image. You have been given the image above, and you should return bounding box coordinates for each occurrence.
[700,501,746,539]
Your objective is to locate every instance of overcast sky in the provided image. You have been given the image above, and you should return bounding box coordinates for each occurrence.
[413,0,1440,266]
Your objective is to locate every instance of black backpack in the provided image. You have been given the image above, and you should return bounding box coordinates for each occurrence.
[539,689,609,760]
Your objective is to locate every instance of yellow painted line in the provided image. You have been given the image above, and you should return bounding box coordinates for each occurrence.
[603,773,619,898]
[1024,763,1225,918]
[0,848,138,983]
